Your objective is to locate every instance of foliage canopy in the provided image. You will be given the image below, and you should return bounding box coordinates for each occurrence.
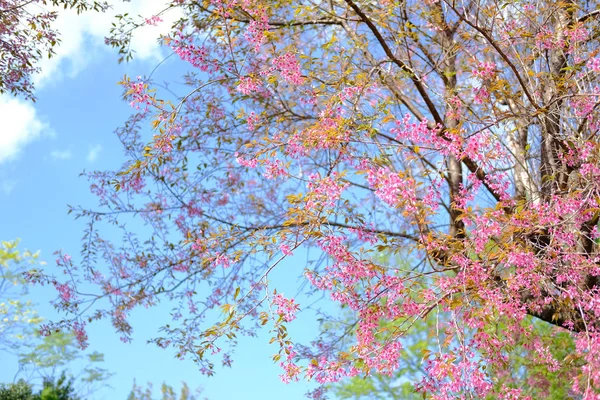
[24,0,600,397]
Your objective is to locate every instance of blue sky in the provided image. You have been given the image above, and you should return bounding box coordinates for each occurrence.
[0,2,322,398]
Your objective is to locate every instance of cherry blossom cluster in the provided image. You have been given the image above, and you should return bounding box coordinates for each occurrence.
[244,10,270,52]
[263,158,287,179]
[144,15,163,26]
[272,52,304,86]
[286,110,349,157]
[305,173,348,209]
[124,76,153,111]
[168,32,214,72]
[472,61,497,80]
[588,58,600,73]
[272,293,299,322]
[237,76,262,95]
[366,166,418,214]
[390,115,454,155]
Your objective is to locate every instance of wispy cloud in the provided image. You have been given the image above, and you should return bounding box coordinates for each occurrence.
[50,149,73,160]
[0,96,48,165]
[86,144,102,162]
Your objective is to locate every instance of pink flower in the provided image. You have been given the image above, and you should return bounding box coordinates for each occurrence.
[306,173,348,209]
[55,282,73,302]
[473,86,489,104]
[472,61,496,80]
[567,26,588,43]
[169,32,213,71]
[246,111,259,131]
[73,321,89,349]
[214,254,232,268]
[126,77,152,111]
[446,95,462,119]
[339,86,361,101]
[272,53,304,85]
[587,58,600,73]
[264,159,286,180]
[244,13,269,52]
[366,167,418,213]
[280,244,293,256]
[272,293,299,322]
[144,15,163,26]
[237,76,262,94]
[235,152,258,168]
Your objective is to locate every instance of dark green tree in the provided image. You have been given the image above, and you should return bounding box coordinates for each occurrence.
[33,373,79,400]
[0,373,78,400]
[0,381,33,400]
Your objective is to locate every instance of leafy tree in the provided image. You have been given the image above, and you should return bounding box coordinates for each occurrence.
[0,240,43,356]
[34,373,80,400]
[126,381,205,400]
[0,368,104,400]
[38,0,600,397]
[0,373,78,400]
[0,380,34,400]
[0,241,110,396]
[17,331,112,393]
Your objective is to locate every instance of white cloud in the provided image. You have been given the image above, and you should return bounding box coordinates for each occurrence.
[0,3,182,167]
[0,96,48,165]
[50,149,73,160]
[33,1,184,88]
[86,144,102,162]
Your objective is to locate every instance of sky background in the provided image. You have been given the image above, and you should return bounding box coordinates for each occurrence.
[0,2,323,398]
